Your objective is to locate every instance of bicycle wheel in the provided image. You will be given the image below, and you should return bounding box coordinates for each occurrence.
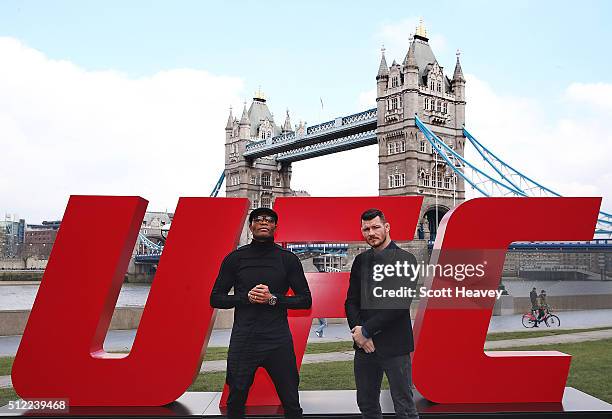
[522,314,537,328]
[545,314,561,328]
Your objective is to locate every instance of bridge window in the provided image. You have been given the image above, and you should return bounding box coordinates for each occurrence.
[250,175,257,185]
[389,96,400,110]
[275,177,282,187]
[391,76,399,88]
[252,199,259,209]
[387,141,405,155]
[229,172,240,186]
[388,173,406,188]
[430,80,435,90]
[424,98,429,110]
[436,100,441,112]
[261,172,271,187]
[420,140,426,153]
[442,102,448,114]
[444,177,451,189]
[261,196,271,208]
[437,82,442,93]
[424,174,430,186]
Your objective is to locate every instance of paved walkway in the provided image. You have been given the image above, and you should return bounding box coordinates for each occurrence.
[2,309,612,357]
[2,328,610,389]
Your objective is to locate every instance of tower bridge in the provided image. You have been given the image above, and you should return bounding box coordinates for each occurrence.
[226,23,467,244]
[133,20,611,274]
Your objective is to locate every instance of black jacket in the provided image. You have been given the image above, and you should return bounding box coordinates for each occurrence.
[345,241,417,357]
[210,239,312,345]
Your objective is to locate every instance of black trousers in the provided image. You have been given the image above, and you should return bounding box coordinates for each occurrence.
[226,342,303,419]
[354,350,419,419]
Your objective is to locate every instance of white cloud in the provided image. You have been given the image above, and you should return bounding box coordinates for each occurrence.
[358,88,376,109]
[565,82,612,112]
[2,36,610,227]
[464,75,612,212]
[0,37,244,223]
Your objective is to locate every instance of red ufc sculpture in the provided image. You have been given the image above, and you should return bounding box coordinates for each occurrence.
[12,196,248,406]
[412,197,601,403]
[219,196,424,408]
[12,195,601,407]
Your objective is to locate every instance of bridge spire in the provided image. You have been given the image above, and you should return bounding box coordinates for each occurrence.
[282,109,293,133]
[239,102,249,125]
[377,45,389,79]
[403,35,418,69]
[254,86,266,102]
[415,18,428,40]
[453,49,465,83]
[226,106,234,130]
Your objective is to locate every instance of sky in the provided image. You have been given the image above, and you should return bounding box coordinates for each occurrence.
[1,0,611,223]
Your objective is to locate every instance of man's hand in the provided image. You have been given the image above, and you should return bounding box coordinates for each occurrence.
[361,338,375,353]
[248,284,272,304]
[351,325,368,347]
[351,326,375,353]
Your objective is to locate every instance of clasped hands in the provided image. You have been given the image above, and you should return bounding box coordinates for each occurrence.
[351,325,375,353]
[248,284,272,304]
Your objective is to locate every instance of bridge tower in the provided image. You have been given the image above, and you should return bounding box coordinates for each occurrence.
[377,20,466,241]
[224,90,296,244]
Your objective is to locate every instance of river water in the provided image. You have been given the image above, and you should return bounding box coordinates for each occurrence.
[0,283,151,311]
[1,279,611,311]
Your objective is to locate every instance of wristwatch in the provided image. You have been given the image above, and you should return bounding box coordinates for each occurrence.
[268,294,278,306]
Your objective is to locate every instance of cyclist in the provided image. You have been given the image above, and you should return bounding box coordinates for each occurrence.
[529,287,540,327]
[537,289,548,323]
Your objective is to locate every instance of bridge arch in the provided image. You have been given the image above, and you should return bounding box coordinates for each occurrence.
[420,204,450,241]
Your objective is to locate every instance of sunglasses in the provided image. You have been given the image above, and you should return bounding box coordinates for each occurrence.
[252,216,276,224]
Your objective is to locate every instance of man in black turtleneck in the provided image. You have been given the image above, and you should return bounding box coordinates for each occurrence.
[210,207,312,419]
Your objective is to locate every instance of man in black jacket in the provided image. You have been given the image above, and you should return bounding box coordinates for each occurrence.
[210,207,312,419]
[345,208,420,419]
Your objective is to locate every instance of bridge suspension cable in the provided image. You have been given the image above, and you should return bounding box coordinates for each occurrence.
[414,115,611,237]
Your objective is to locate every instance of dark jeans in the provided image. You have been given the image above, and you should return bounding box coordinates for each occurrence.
[354,350,419,419]
[226,343,302,419]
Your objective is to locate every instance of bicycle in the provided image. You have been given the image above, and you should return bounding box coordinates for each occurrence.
[521,306,560,328]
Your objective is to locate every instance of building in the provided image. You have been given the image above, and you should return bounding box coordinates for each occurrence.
[0,215,26,258]
[24,220,61,259]
[376,20,466,240]
[224,89,309,244]
[223,21,464,244]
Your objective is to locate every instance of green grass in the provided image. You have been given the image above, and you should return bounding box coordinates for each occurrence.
[2,330,611,407]
[190,338,612,403]
[304,341,354,354]
[486,326,612,341]
[0,357,14,377]
[201,341,356,361]
[187,361,389,392]
[499,338,612,403]
[0,388,18,408]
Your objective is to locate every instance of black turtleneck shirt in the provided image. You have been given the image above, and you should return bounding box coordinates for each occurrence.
[210,239,312,347]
